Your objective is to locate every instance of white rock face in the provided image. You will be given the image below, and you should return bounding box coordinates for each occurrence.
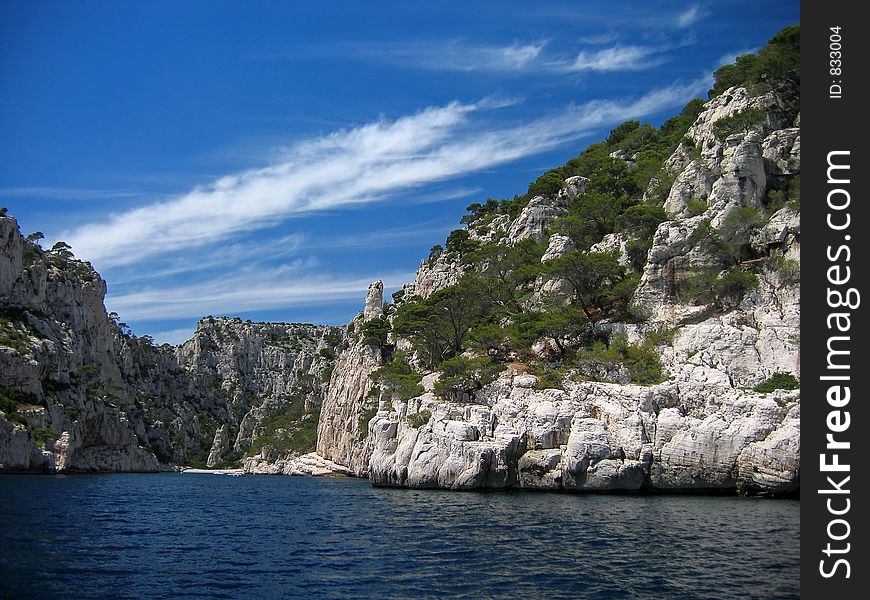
[634,84,801,328]
[589,233,630,268]
[207,425,231,468]
[244,451,353,476]
[507,194,568,241]
[707,133,767,219]
[363,280,384,321]
[368,368,798,495]
[663,159,714,217]
[1,215,344,473]
[408,255,463,299]
[541,234,573,262]
[0,218,23,300]
[762,128,800,175]
[560,175,588,199]
[316,290,385,476]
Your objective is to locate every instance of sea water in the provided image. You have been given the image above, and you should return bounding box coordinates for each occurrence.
[0,474,799,599]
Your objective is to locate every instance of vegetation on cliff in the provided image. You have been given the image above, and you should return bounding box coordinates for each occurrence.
[368,26,800,401]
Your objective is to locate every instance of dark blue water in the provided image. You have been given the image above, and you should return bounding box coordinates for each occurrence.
[0,474,798,599]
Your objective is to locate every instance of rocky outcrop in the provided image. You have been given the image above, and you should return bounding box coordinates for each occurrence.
[407,255,463,299]
[368,367,798,495]
[358,84,800,496]
[540,234,572,262]
[634,85,800,327]
[589,233,630,268]
[507,194,568,241]
[363,280,384,321]
[315,314,382,475]
[0,215,344,472]
[207,425,231,468]
[175,317,341,455]
[244,451,353,477]
[2,74,801,495]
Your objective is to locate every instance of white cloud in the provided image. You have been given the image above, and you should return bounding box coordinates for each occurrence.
[62,78,709,271]
[339,40,548,73]
[0,186,140,200]
[303,222,456,251]
[342,39,675,75]
[558,45,665,72]
[150,327,196,346]
[676,4,702,28]
[107,269,416,321]
[108,234,306,285]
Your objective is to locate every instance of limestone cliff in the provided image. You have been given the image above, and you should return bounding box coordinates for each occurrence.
[351,81,800,496]
[0,218,344,472]
[315,281,384,476]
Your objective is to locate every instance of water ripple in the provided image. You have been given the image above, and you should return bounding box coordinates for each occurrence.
[0,474,799,599]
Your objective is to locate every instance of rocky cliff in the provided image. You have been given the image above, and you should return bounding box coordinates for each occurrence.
[315,281,384,475]
[353,76,800,496]
[0,219,344,472]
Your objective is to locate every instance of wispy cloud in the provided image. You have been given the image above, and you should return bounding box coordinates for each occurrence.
[107,269,416,322]
[108,234,307,285]
[334,39,674,75]
[555,45,665,72]
[303,40,549,73]
[62,78,709,271]
[577,33,619,45]
[402,186,483,205]
[0,186,141,200]
[676,4,703,28]
[304,221,457,252]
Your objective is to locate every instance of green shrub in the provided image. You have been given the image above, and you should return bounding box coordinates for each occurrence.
[0,317,34,355]
[547,250,638,325]
[528,171,564,197]
[245,402,321,457]
[433,355,504,400]
[445,229,479,259]
[0,387,39,426]
[618,123,657,155]
[428,244,444,262]
[620,204,667,237]
[766,175,801,213]
[753,372,799,393]
[626,239,651,273]
[406,409,432,429]
[681,269,759,309]
[531,364,571,390]
[688,209,764,267]
[369,351,423,400]
[712,107,767,139]
[607,120,641,145]
[768,256,800,284]
[686,197,708,216]
[507,305,590,354]
[574,335,665,385]
[32,428,60,447]
[360,316,391,348]
[709,25,799,97]
[644,326,678,347]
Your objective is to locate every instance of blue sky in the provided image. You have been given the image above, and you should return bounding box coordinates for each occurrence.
[0,1,798,344]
